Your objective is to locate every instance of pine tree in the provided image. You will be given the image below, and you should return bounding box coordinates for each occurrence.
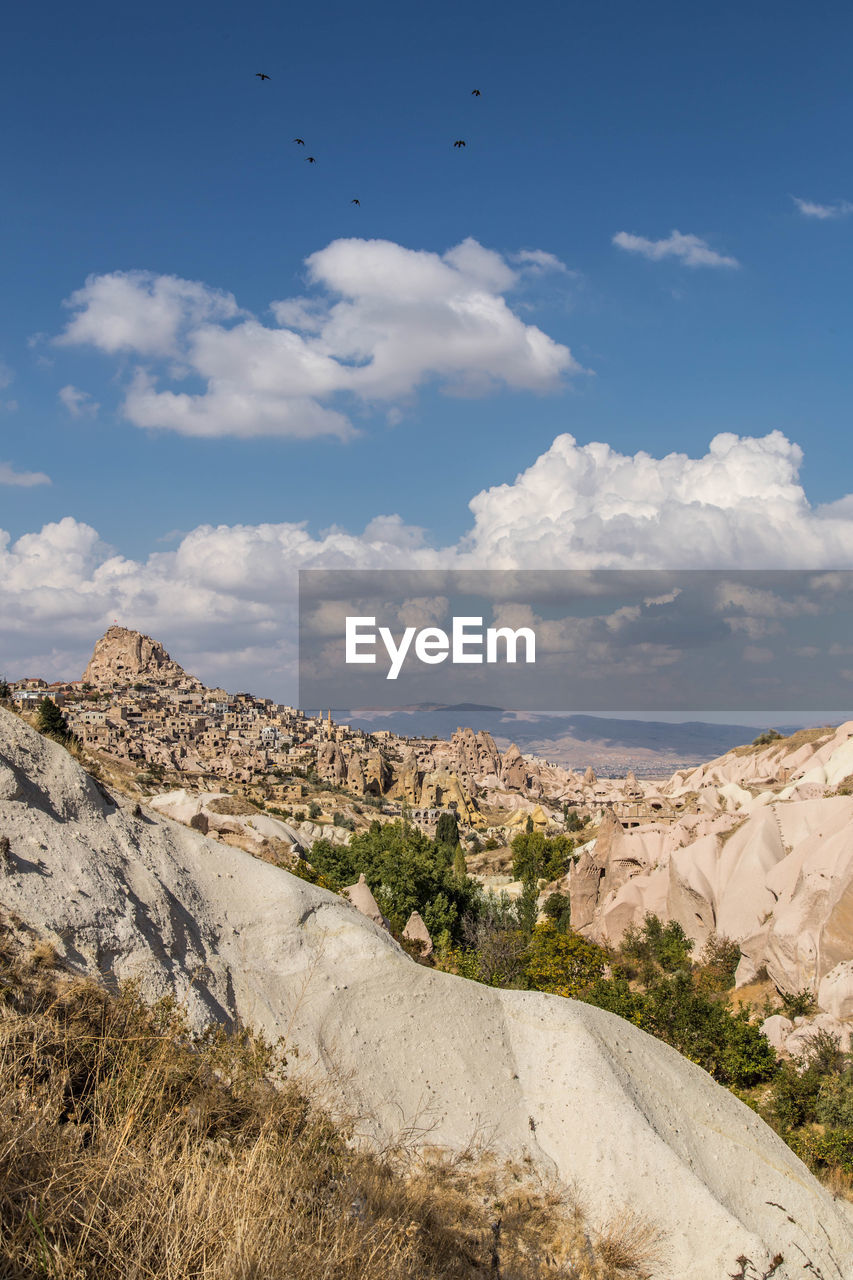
[452,843,467,881]
[36,698,71,741]
[435,811,459,848]
[515,876,539,941]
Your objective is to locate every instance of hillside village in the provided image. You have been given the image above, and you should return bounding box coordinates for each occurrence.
[8,626,693,837]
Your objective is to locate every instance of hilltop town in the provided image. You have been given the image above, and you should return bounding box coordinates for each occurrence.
[7,626,690,845]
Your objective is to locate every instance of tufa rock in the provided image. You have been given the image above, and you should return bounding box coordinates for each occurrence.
[83,626,202,691]
[343,873,390,930]
[403,910,434,956]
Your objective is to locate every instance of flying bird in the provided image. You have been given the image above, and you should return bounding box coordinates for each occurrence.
[306,156,316,163]
[471,88,481,95]
[293,138,305,145]
[351,198,360,205]
[256,72,271,80]
[453,139,466,147]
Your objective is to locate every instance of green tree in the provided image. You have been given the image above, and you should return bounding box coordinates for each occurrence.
[511,831,574,883]
[435,811,459,848]
[0,676,10,700]
[307,820,479,942]
[452,843,467,882]
[562,804,585,832]
[542,892,572,931]
[525,920,606,998]
[620,913,693,979]
[36,697,71,742]
[586,969,776,1088]
[515,877,539,941]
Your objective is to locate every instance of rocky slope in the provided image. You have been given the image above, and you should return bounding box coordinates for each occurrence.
[1,708,852,1277]
[571,724,853,1043]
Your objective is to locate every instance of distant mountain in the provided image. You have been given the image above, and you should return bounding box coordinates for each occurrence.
[344,704,804,772]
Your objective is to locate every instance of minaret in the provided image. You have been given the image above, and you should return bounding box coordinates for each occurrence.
[326,708,333,739]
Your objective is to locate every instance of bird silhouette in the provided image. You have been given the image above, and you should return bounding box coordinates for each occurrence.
[256,73,271,81]
[351,198,360,205]
[453,139,466,147]
[306,156,316,163]
[293,138,305,145]
[471,89,481,96]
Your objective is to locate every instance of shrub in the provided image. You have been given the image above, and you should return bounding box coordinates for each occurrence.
[586,970,777,1088]
[780,988,818,1019]
[510,831,574,883]
[696,933,741,993]
[525,921,607,998]
[542,892,572,930]
[619,914,693,978]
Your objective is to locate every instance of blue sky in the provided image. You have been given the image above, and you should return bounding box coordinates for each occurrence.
[2,0,853,693]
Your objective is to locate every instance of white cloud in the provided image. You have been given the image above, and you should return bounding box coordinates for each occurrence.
[612,229,739,269]
[463,431,853,568]
[54,239,582,441]
[56,271,242,357]
[0,360,13,389]
[5,431,853,694]
[792,197,853,220]
[0,462,51,487]
[511,249,570,274]
[59,384,99,418]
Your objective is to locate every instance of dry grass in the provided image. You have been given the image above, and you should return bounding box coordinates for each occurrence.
[205,794,260,817]
[730,725,835,760]
[0,918,663,1280]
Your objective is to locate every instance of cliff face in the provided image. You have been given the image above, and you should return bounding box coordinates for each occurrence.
[82,626,202,690]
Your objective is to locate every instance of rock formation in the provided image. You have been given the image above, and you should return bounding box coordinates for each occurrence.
[1,708,852,1277]
[500,743,528,791]
[82,625,201,690]
[343,873,389,929]
[402,909,433,956]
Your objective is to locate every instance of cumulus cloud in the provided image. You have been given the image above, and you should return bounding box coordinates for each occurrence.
[55,239,582,441]
[462,431,853,568]
[59,385,99,418]
[5,431,853,695]
[792,197,853,220]
[0,462,51,487]
[612,229,739,268]
[56,272,242,357]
